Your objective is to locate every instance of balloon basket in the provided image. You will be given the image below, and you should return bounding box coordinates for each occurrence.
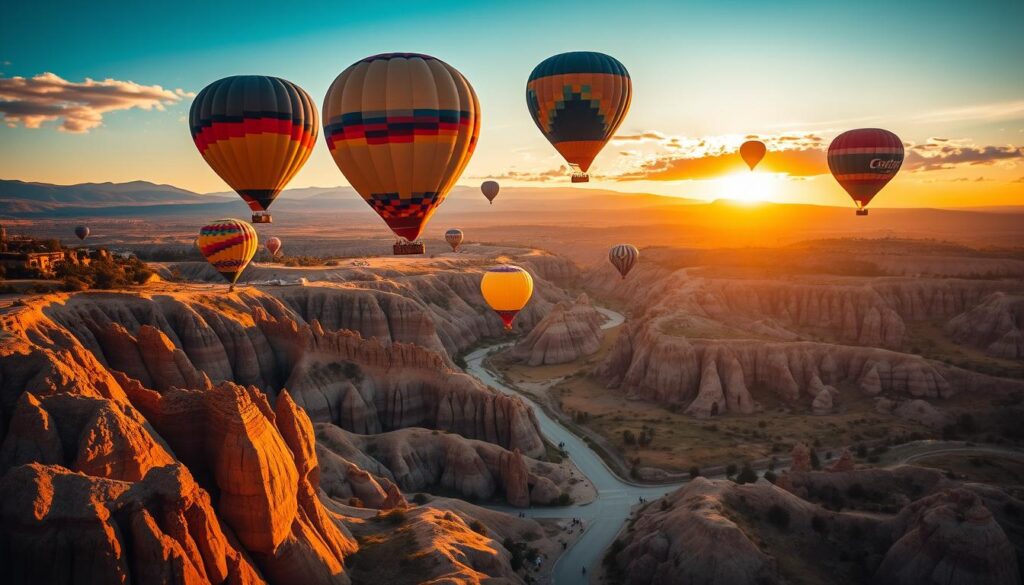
[252,214,272,224]
[393,242,425,255]
[571,172,589,183]
[856,209,868,216]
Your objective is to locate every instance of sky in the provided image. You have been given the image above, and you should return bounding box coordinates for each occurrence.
[1,0,1023,208]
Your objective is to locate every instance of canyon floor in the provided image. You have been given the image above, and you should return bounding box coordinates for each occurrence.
[2,234,1024,585]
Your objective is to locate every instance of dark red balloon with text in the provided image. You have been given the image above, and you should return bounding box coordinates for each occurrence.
[827,128,904,210]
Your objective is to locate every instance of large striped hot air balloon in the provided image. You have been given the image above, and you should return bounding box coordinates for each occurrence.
[827,128,904,216]
[197,219,258,291]
[480,265,534,330]
[323,53,481,247]
[189,76,318,224]
[526,52,631,183]
[74,225,90,241]
[740,140,767,170]
[445,228,464,252]
[608,244,639,279]
[481,180,499,204]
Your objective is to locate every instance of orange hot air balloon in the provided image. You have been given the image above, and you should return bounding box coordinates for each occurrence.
[480,265,534,330]
[322,53,480,246]
[197,219,258,291]
[739,140,766,170]
[526,52,631,183]
[827,128,904,216]
[189,76,318,224]
[481,180,499,204]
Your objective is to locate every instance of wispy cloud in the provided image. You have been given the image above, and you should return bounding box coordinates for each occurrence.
[0,72,192,132]
[471,166,571,182]
[905,140,1024,171]
[910,100,1024,124]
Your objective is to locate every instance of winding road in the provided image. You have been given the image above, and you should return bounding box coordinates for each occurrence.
[466,307,685,584]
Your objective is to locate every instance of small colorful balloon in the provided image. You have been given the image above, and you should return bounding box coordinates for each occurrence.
[739,140,767,170]
[827,128,904,216]
[445,229,464,252]
[609,244,639,279]
[480,265,534,330]
[197,219,258,291]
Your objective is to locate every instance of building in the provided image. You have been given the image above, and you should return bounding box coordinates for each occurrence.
[0,224,69,276]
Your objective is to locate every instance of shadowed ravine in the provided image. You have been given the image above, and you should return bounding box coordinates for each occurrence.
[468,307,686,583]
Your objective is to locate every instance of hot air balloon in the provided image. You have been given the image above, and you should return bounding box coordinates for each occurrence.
[526,52,631,183]
[74,225,90,241]
[827,128,904,216]
[739,140,766,170]
[189,76,318,224]
[609,244,639,279]
[197,219,258,291]
[480,265,534,331]
[322,53,480,254]
[266,236,282,258]
[445,229,464,252]
[481,180,499,204]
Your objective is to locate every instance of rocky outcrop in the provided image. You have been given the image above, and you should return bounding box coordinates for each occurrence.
[946,293,1024,359]
[512,294,603,365]
[316,425,566,507]
[0,462,265,585]
[877,490,1019,585]
[602,320,968,415]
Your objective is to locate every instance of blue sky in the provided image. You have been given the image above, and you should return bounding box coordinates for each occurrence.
[2,0,1022,206]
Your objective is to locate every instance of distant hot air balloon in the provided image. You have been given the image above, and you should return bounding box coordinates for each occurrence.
[265,236,282,257]
[197,219,258,291]
[481,181,499,204]
[480,265,534,331]
[322,53,480,250]
[190,76,318,224]
[527,52,631,183]
[827,128,904,216]
[608,244,639,279]
[74,225,90,241]
[740,140,767,170]
[445,229,464,252]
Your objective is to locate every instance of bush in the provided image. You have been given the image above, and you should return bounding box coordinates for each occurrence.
[62,276,88,291]
[735,463,758,485]
[811,515,828,535]
[623,430,637,445]
[726,463,738,477]
[689,466,701,479]
[763,470,778,484]
[555,492,572,506]
[810,450,821,470]
[412,493,430,505]
[347,497,363,508]
[766,505,790,529]
[468,519,487,535]
[382,508,406,525]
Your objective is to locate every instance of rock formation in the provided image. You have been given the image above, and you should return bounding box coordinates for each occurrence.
[946,293,1024,359]
[512,293,603,365]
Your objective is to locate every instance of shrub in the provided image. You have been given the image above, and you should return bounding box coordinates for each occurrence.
[468,519,487,535]
[555,492,572,506]
[810,450,821,470]
[62,276,89,291]
[412,493,430,505]
[811,515,828,535]
[689,466,701,479]
[623,430,637,445]
[735,464,758,485]
[766,504,790,529]
[763,470,778,484]
[726,463,738,477]
[347,497,363,507]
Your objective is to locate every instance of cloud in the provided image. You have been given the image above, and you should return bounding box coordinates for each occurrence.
[905,142,1024,171]
[911,100,1024,124]
[0,72,192,132]
[473,166,571,182]
[617,148,828,181]
[612,131,668,142]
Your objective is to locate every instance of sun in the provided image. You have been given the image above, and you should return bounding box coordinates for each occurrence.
[712,171,780,204]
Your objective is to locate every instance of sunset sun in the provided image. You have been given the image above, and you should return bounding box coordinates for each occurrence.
[713,171,780,204]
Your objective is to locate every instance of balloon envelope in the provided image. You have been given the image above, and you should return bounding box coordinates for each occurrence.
[266,237,282,256]
[445,228,464,252]
[480,265,534,330]
[739,140,767,170]
[526,52,631,182]
[481,180,499,203]
[323,53,480,242]
[74,225,90,241]
[827,128,904,210]
[189,76,318,220]
[608,244,639,279]
[197,219,258,287]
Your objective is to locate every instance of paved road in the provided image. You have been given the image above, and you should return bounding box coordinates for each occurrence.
[466,307,683,584]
